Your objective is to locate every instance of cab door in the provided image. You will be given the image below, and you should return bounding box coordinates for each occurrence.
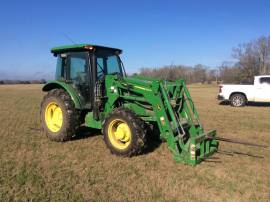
[66,52,92,108]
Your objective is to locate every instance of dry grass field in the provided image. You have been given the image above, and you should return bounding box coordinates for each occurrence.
[0,84,269,202]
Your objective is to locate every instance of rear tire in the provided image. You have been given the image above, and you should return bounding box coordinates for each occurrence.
[40,89,80,141]
[102,108,147,157]
[230,93,246,107]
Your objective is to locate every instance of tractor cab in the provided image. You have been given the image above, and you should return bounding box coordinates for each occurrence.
[50,44,124,109]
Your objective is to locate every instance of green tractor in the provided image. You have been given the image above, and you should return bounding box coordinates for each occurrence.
[40,44,218,165]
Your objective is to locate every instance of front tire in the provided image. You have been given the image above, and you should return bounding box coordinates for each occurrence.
[230,93,246,107]
[40,89,80,141]
[102,108,147,157]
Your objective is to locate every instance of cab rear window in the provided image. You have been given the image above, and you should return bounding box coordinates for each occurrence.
[259,77,270,85]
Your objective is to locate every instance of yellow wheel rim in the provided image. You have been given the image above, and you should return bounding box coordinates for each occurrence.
[45,101,63,133]
[108,119,131,150]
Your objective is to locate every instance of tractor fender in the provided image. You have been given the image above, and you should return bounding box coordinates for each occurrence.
[42,81,82,109]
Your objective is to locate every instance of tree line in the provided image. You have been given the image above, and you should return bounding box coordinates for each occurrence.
[138,64,217,84]
[0,79,47,85]
[138,35,270,84]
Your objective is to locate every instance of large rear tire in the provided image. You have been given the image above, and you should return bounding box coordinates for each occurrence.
[102,108,147,157]
[40,89,80,141]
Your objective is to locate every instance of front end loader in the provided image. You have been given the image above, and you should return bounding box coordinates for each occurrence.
[41,44,218,165]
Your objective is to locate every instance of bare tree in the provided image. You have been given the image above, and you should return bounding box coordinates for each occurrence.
[232,42,259,82]
[218,62,241,83]
[255,36,270,74]
[193,64,207,83]
[232,35,270,82]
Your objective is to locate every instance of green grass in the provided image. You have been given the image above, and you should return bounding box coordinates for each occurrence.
[0,84,269,201]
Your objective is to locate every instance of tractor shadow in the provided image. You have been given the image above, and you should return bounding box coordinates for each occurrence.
[143,128,163,154]
[71,126,101,141]
[144,136,162,154]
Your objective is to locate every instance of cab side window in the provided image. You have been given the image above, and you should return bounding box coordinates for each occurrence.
[67,52,91,107]
[67,52,89,84]
[55,55,66,80]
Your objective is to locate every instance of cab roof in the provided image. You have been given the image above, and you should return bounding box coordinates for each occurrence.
[51,44,122,55]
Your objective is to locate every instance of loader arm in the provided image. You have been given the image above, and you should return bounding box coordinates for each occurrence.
[103,75,219,165]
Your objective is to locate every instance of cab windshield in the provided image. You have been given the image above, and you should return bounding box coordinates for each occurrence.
[95,51,124,78]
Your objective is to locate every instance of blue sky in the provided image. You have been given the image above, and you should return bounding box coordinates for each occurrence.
[0,0,270,79]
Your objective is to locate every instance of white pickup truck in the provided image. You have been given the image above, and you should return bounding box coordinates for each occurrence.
[218,75,270,107]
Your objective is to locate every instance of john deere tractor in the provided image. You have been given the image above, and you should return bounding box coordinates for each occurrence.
[41,44,218,165]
